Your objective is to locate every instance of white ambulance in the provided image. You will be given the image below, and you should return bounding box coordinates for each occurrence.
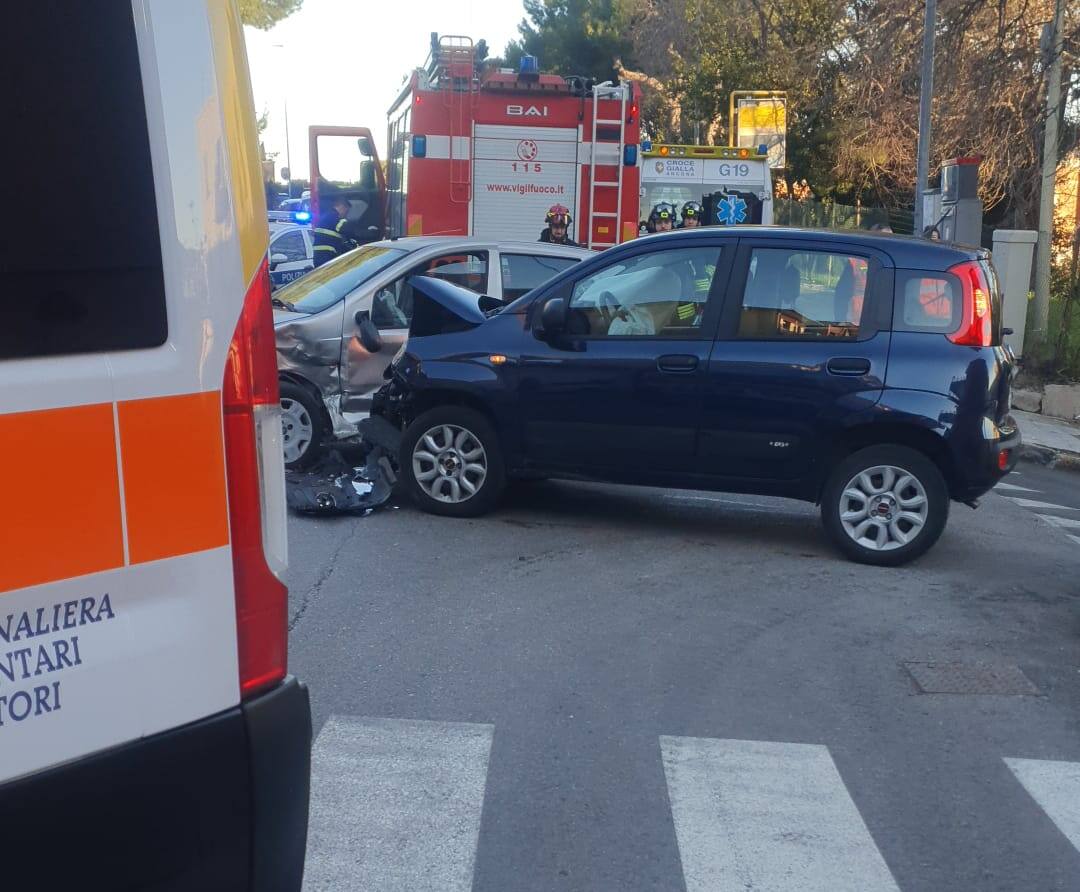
[639,144,775,227]
[1,4,310,890]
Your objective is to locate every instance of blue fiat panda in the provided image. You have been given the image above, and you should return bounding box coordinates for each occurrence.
[372,227,1019,566]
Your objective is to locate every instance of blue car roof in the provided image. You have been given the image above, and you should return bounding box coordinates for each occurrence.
[624,226,984,270]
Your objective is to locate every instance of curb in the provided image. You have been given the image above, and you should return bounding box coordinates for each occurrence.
[1018,444,1080,473]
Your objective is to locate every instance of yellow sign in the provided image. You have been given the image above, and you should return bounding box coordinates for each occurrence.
[729,91,787,169]
[737,103,787,131]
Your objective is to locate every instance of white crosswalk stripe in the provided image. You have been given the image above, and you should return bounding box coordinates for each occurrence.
[660,736,899,891]
[1005,497,1080,511]
[1005,758,1080,852]
[1035,513,1080,530]
[303,716,494,892]
[995,481,1038,492]
[301,721,1080,889]
[995,475,1080,550]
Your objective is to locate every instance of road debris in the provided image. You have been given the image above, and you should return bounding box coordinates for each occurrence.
[286,445,396,515]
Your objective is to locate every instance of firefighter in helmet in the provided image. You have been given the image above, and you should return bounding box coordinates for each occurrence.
[679,201,704,228]
[312,190,356,267]
[673,200,713,327]
[540,205,577,245]
[649,202,676,233]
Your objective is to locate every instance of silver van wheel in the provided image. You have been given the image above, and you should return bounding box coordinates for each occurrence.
[839,464,928,552]
[412,424,488,504]
[281,397,313,464]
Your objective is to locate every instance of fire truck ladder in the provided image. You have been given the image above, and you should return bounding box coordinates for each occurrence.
[436,35,476,206]
[587,82,628,250]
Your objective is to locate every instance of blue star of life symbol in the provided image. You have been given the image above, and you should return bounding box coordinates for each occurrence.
[716,195,748,225]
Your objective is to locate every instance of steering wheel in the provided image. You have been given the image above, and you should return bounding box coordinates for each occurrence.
[598,290,624,324]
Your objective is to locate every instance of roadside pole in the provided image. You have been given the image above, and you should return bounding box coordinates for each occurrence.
[1032,0,1066,349]
[913,0,937,237]
[274,43,293,199]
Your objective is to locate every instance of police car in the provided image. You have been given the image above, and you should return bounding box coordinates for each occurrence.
[3,4,311,889]
[269,221,315,290]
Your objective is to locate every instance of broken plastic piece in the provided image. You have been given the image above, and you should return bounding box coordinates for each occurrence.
[285,446,394,515]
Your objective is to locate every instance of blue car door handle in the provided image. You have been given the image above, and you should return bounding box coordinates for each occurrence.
[826,357,871,376]
[657,354,699,373]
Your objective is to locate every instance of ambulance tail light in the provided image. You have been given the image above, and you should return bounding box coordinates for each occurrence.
[222,257,290,699]
[946,260,994,347]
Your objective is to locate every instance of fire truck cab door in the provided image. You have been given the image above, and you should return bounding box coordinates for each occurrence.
[308,126,386,243]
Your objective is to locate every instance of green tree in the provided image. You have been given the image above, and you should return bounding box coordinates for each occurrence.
[617,0,848,195]
[239,0,303,31]
[503,0,635,83]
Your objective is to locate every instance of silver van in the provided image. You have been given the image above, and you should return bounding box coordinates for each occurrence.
[274,236,589,467]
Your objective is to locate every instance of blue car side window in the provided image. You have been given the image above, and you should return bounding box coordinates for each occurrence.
[567,247,721,338]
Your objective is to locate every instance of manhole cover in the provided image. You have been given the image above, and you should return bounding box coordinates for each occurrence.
[903,661,1039,695]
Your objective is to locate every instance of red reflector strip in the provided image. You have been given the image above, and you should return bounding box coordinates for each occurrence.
[223,258,288,698]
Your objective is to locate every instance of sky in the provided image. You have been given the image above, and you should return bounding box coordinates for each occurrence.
[245,0,528,183]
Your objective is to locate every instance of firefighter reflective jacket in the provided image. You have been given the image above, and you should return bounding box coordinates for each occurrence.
[313,211,352,267]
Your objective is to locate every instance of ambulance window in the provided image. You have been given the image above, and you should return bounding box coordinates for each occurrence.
[2,5,167,360]
[501,254,580,302]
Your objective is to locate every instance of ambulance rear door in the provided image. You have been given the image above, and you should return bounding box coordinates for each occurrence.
[702,158,774,226]
[0,0,279,784]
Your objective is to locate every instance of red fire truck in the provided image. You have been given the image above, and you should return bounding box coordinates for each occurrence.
[384,35,642,249]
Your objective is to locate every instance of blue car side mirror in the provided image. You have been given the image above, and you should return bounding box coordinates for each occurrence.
[539,297,567,336]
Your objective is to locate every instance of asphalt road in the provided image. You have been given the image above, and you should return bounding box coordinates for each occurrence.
[285,468,1080,892]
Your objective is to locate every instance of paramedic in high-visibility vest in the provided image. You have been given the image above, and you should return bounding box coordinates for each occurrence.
[312,193,355,267]
[539,205,578,246]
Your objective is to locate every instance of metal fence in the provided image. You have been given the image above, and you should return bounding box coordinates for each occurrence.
[773,200,914,235]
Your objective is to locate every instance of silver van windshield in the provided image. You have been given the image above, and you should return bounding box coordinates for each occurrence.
[280,246,409,314]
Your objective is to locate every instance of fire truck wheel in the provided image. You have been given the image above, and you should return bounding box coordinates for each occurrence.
[401,406,505,517]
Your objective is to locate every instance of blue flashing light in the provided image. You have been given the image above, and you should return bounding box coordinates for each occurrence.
[412,134,427,158]
[292,210,311,223]
[757,143,768,156]
[519,54,539,76]
[641,138,652,153]
[623,145,638,166]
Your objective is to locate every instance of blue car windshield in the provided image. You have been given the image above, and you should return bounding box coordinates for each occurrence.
[278,245,409,314]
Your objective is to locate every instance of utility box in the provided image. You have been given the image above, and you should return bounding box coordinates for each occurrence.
[939,157,983,245]
[922,188,941,236]
[992,229,1037,358]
